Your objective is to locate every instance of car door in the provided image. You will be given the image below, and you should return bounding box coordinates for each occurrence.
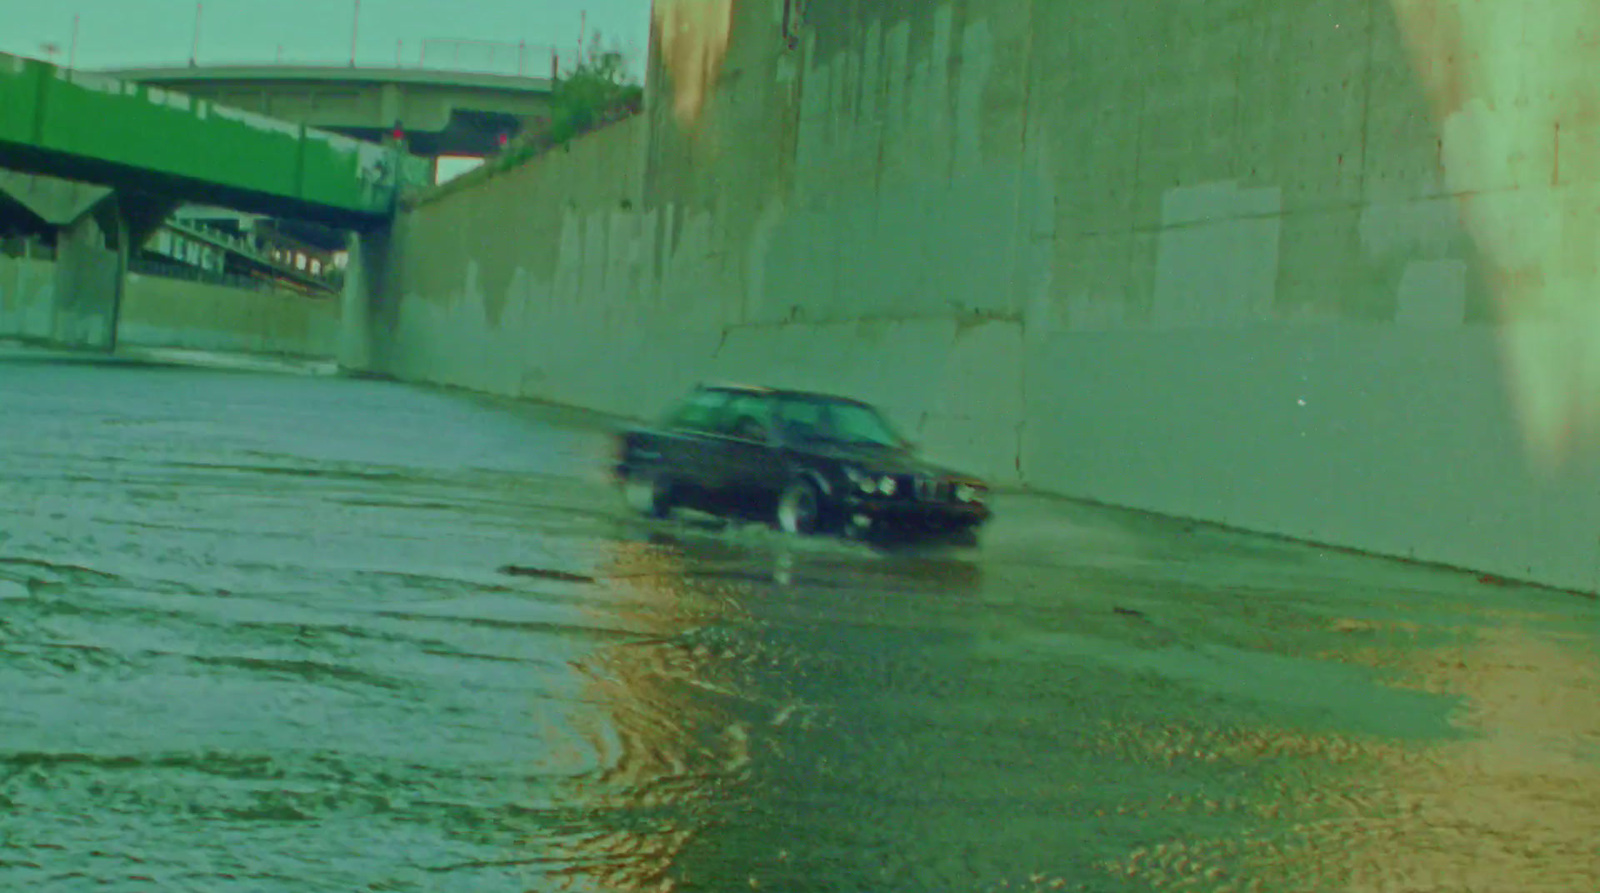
[701,393,788,509]
[653,388,732,501]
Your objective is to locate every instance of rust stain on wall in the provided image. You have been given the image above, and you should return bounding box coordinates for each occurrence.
[653,0,736,127]
[1390,0,1600,471]
[1389,0,1473,120]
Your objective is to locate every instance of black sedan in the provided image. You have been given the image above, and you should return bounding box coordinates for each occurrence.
[613,384,992,538]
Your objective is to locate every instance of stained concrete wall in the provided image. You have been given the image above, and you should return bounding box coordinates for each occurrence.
[0,218,121,350]
[357,114,701,412]
[0,253,57,341]
[52,213,123,350]
[3,255,337,358]
[120,275,340,359]
[361,0,1600,591]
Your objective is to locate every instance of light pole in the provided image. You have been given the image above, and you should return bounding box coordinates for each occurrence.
[68,15,80,70]
[190,3,202,67]
[350,0,361,67]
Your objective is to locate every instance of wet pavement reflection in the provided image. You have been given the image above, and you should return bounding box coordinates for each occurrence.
[1,350,1596,892]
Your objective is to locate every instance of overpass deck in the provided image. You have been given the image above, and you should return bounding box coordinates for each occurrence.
[0,53,430,226]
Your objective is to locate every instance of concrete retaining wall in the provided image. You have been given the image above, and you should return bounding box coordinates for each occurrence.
[52,214,122,350]
[120,274,339,358]
[359,0,1600,592]
[1024,324,1600,589]
[2,255,337,358]
[0,253,57,341]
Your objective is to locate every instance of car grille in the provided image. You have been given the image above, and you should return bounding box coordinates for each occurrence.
[914,477,951,502]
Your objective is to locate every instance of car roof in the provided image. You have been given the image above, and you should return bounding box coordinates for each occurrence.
[697,382,872,406]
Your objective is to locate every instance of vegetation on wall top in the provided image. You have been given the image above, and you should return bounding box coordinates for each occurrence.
[405,34,644,207]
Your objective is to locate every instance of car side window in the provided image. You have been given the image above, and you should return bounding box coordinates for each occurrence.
[774,398,827,444]
[710,394,774,441]
[663,390,730,433]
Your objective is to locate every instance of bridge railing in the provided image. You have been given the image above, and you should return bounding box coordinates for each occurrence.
[130,257,274,293]
[416,39,565,78]
[171,40,571,80]
[196,39,635,81]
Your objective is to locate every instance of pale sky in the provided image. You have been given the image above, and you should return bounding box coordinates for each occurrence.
[0,0,652,76]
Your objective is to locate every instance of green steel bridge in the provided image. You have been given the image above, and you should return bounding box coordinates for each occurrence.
[0,52,431,228]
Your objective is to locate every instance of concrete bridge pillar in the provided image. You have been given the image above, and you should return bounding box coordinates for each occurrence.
[46,192,175,351]
[50,205,125,350]
[1,171,180,352]
[339,226,394,375]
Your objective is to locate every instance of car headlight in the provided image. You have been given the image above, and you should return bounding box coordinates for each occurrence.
[955,484,984,503]
[844,467,875,493]
[878,476,897,496]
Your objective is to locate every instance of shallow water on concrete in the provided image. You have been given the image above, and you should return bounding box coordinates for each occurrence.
[2,351,1596,892]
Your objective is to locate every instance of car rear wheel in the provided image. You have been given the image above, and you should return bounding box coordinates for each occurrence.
[776,479,831,535]
[623,468,674,519]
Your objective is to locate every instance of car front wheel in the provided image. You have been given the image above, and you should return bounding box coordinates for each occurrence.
[776,479,831,535]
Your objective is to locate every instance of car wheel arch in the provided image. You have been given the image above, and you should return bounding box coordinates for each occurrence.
[791,466,836,499]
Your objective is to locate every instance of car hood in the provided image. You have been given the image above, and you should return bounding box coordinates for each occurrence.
[801,443,981,482]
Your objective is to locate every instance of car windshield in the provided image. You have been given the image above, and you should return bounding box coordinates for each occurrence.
[774,397,905,449]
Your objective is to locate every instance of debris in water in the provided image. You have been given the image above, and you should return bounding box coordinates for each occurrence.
[497,565,596,584]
